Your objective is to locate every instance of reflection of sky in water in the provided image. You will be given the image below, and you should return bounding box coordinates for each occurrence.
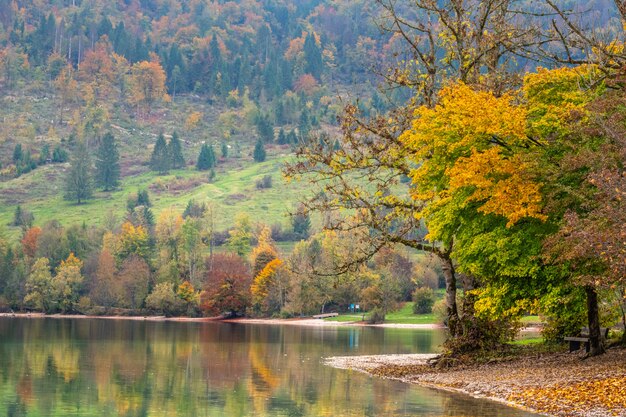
[0,318,541,417]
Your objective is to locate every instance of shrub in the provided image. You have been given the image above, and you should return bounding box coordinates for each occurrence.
[145,282,186,316]
[432,299,448,325]
[412,287,435,314]
[255,175,272,189]
[367,307,385,324]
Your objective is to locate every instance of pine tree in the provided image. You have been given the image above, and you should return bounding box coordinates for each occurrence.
[304,33,323,80]
[150,133,170,174]
[95,132,120,191]
[277,128,287,145]
[168,131,186,169]
[253,139,266,163]
[221,142,228,158]
[12,144,22,163]
[256,113,274,143]
[65,142,93,204]
[196,143,216,170]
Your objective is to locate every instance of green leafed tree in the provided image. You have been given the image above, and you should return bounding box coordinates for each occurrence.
[150,133,170,174]
[64,141,93,204]
[95,132,120,191]
[253,139,266,163]
[168,131,186,169]
[24,257,55,312]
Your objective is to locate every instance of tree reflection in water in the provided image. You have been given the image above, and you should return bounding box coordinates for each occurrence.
[0,318,538,416]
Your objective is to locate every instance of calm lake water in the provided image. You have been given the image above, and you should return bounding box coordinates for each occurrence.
[0,318,540,417]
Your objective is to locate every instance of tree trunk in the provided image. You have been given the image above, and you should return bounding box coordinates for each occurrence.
[440,251,459,337]
[585,286,605,356]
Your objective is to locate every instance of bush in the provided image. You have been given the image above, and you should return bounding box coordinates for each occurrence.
[255,175,272,189]
[432,299,448,325]
[367,307,385,324]
[145,283,186,316]
[412,287,435,314]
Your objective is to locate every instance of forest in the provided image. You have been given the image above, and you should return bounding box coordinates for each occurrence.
[0,0,625,363]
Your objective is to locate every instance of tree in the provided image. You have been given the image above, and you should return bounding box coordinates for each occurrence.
[117,255,150,309]
[168,131,185,169]
[95,132,120,191]
[150,133,170,174]
[128,60,169,112]
[64,142,93,204]
[12,144,22,163]
[13,205,34,230]
[24,258,55,313]
[255,113,274,143]
[291,204,311,239]
[200,253,251,317]
[196,143,216,170]
[53,253,84,313]
[253,139,266,163]
[221,142,228,158]
[227,213,252,256]
[251,226,278,277]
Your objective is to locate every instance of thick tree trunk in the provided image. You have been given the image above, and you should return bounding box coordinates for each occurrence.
[585,286,605,356]
[440,252,459,337]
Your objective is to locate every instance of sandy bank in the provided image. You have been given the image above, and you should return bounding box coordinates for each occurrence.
[0,313,443,328]
[324,348,626,417]
[224,317,444,329]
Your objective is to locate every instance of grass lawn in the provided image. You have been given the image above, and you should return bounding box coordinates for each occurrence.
[325,302,440,325]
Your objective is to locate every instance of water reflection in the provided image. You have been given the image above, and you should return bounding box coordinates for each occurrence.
[0,318,538,416]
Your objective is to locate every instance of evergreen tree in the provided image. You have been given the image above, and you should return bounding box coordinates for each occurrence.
[168,131,186,169]
[95,132,120,191]
[38,144,50,165]
[277,128,288,145]
[221,142,228,158]
[286,129,297,145]
[256,113,274,143]
[12,144,22,163]
[196,143,216,170]
[64,142,93,204]
[253,139,266,163]
[52,146,68,163]
[292,205,311,239]
[304,33,323,80]
[150,133,170,174]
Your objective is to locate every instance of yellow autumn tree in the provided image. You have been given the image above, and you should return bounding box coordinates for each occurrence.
[128,59,169,112]
[250,258,283,314]
[400,82,545,236]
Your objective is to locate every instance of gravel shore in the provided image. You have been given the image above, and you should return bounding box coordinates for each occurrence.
[324,348,626,417]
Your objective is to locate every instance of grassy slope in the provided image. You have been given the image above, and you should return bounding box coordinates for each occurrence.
[0,89,325,240]
[0,154,315,238]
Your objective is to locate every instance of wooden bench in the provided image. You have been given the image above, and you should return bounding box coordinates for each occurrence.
[564,327,609,353]
[312,313,338,319]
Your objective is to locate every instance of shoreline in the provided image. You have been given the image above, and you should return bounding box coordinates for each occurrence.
[324,349,626,417]
[0,313,444,329]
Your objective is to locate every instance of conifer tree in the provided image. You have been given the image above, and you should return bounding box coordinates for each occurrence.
[303,33,323,80]
[277,128,287,145]
[150,133,170,174]
[65,142,93,204]
[196,143,216,170]
[95,132,120,191]
[168,131,185,169]
[221,142,228,158]
[253,139,266,163]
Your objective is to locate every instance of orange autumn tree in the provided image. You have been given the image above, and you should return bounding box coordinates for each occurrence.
[128,58,169,113]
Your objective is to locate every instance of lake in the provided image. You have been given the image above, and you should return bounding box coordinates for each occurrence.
[0,317,540,416]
